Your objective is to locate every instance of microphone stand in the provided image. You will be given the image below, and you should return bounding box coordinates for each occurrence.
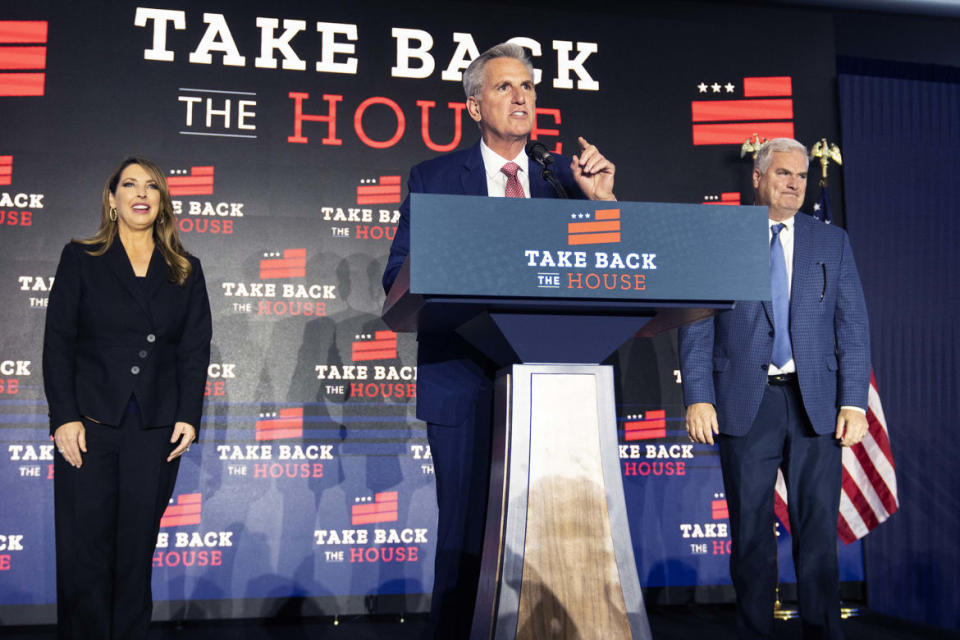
[539,164,568,199]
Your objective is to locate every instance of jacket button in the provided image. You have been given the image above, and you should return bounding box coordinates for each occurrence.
[146,334,156,343]
[760,364,769,371]
[139,350,148,358]
[131,366,141,375]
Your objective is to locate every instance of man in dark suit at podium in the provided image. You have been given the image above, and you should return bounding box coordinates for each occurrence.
[679,138,871,640]
[382,42,616,639]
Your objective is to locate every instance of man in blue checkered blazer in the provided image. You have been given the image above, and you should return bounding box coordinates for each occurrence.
[678,138,871,640]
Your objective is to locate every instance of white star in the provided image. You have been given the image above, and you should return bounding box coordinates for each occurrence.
[725,82,735,93]
[697,82,708,93]
[711,82,721,93]
[813,203,821,211]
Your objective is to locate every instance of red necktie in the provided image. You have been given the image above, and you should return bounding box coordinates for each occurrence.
[501,162,525,198]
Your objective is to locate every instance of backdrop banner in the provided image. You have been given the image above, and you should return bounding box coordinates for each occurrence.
[0,1,862,624]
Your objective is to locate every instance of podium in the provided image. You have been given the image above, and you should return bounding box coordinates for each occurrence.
[383,194,769,640]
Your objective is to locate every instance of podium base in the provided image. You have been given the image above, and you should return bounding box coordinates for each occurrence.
[471,364,652,640]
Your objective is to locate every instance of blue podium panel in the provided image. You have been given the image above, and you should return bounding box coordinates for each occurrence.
[409,194,770,303]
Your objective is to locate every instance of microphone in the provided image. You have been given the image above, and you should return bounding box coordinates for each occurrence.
[525,141,554,169]
[525,140,568,199]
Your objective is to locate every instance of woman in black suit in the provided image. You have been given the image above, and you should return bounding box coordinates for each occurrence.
[43,157,212,639]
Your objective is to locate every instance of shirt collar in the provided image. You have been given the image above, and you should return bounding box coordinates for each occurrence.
[770,214,796,233]
[480,139,527,180]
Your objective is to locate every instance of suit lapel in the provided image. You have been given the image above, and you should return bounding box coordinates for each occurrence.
[143,248,167,303]
[459,142,488,196]
[790,213,813,315]
[104,239,161,321]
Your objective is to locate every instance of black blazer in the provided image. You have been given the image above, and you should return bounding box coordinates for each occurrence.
[43,240,212,434]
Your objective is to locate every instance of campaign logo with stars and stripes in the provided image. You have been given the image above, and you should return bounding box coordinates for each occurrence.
[255,407,304,441]
[167,166,215,196]
[0,155,12,186]
[351,331,398,362]
[351,491,399,526]
[711,493,729,520]
[691,76,794,146]
[623,410,666,441]
[159,493,203,528]
[0,21,47,97]
[703,192,741,206]
[356,175,402,205]
[259,248,306,279]
[567,208,621,245]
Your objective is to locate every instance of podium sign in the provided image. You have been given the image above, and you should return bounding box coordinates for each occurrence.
[386,195,772,640]
[409,193,770,302]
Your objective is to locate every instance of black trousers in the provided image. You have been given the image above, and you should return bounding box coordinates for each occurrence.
[425,388,494,640]
[54,399,180,640]
[718,381,844,640]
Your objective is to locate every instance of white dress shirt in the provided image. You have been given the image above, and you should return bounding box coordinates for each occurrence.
[479,140,530,199]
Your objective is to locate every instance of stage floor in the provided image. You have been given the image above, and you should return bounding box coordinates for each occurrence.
[5,606,959,639]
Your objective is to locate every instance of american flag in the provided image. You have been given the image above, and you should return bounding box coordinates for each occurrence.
[774,372,899,543]
[812,182,833,224]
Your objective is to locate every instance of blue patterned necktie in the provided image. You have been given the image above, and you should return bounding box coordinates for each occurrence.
[770,223,793,367]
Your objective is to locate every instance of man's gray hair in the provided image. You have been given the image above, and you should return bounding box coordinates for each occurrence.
[755,138,809,173]
[462,42,534,99]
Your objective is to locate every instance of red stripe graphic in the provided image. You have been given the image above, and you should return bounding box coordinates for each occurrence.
[691,98,793,123]
[0,21,48,44]
[568,208,621,245]
[0,46,46,70]
[255,407,304,441]
[352,330,398,361]
[623,409,666,441]
[357,175,402,205]
[351,491,399,525]
[692,122,794,146]
[711,499,729,520]
[703,192,741,206]
[159,493,202,528]
[168,167,214,195]
[0,72,44,96]
[259,248,307,279]
[167,166,214,196]
[0,155,11,186]
[743,76,792,97]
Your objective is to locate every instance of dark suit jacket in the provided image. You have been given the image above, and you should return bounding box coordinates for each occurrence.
[43,240,212,434]
[678,213,871,435]
[382,141,585,426]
